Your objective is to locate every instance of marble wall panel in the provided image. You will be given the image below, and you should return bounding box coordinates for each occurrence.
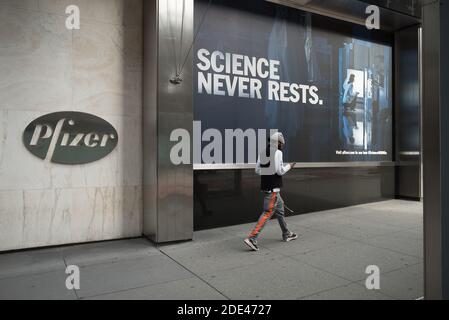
[0,5,72,112]
[0,0,144,251]
[0,186,141,251]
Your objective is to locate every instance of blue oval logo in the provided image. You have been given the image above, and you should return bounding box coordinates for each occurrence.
[23,112,118,165]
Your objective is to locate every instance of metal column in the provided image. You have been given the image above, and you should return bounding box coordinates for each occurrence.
[422,0,449,300]
[143,0,194,243]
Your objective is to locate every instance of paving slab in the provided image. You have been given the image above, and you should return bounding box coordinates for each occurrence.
[161,237,286,276]
[0,270,77,300]
[0,247,65,280]
[201,256,350,300]
[255,226,352,256]
[300,282,393,300]
[285,210,352,228]
[359,230,424,259]
[286,206,410,231]
[75,254,193,299]
[339,210,423,229]
[159,229,235,252]
[292,242,421,281]
[299,217,406,241]
[352,200,422,213]
[62,238,160,267]
[398,227,423,240]
[87,277,227,300]
[369,263,424,300]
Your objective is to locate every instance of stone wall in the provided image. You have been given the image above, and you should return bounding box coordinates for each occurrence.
[0,0,143,251]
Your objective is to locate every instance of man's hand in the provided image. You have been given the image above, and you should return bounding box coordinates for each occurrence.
[291,162,297,169]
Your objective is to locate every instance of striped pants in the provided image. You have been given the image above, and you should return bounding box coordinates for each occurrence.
[249,191,290,240]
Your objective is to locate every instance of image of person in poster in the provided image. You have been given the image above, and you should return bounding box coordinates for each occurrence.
[371,55,384,149]
[342,73,360,145]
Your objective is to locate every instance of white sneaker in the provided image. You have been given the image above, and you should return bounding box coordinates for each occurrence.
[283,233,299,242]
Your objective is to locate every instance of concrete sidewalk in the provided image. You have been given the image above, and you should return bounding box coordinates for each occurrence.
[0,200,423,300]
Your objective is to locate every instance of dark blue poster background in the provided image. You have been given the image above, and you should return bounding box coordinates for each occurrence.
[194,0,393,163]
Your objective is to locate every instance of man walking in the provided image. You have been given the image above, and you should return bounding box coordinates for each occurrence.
[244,132,298,251]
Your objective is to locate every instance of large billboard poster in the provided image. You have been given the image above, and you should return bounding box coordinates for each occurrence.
[194,0,393,163]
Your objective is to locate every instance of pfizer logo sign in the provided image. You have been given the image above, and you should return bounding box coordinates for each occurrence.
[23,112,118,165]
